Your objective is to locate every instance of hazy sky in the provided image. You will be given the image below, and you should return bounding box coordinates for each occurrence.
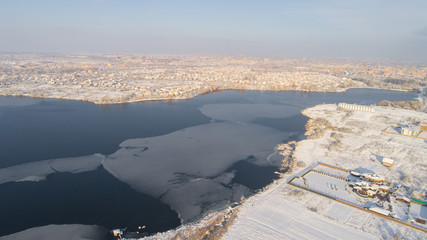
[1,0,426,61]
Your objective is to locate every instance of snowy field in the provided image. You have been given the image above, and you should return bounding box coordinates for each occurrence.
[290,170,360,205]
[223,183,378,240]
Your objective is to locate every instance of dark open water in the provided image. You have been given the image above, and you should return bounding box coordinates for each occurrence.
[0,89,417,237]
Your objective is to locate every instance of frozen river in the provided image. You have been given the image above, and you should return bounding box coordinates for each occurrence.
[0,89,418,237]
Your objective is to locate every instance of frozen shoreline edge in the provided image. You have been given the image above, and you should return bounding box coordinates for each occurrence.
[0,86,415,105]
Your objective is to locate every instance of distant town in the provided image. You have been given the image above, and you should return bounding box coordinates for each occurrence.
[0,54,425,104]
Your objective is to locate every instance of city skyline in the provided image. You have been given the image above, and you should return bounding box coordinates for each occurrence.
[1,0,427,61]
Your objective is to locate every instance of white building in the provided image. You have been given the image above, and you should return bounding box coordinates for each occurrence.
[338,103,374,112]
[382,158,394,167]
[369,206,391,216]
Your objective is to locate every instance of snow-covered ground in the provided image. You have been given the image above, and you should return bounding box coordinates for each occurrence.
[290,169,361,205]
[223,183,378,240]
[297,104,426,188]
[221,104,427,240]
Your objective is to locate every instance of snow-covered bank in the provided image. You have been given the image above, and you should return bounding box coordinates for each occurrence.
[0,224,108,240]
[143,207,240,240]
[220,104,426,240]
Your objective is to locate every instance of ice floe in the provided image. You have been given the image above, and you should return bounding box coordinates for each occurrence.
[0,224,108,240]
[0,121,287,223]
[0,154,103,184]
[103,122,287,222]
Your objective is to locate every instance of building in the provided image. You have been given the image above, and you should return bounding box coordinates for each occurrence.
[382,158,394,167]
[338,103,375,112]
[401,126,421,136]
[369,206,390,216]
[361,173,386,185]
[396,196,411,204]
[352,181,378,197]
[378,185,391,192]
[400,121,427,137]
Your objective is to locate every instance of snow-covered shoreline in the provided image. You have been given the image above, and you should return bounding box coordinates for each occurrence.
[220,104,426,240]
[0,86,414,105]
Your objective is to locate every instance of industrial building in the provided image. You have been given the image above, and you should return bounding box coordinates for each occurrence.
[338,103,375,112]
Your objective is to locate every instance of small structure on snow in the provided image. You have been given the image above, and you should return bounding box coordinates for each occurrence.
[382,158,394,167]
[401,125,421,137]
[369,206,390,216]
[396,196,411,204]
[400,121,427,137]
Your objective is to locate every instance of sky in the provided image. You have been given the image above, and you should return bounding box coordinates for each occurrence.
[0,0,426,61]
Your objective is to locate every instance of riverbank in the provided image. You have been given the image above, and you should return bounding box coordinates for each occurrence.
[0,85,418,105]
[0,84,349,105]
[220,104,426,240]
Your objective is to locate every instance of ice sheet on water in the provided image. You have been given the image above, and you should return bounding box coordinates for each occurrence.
[199,103,301,122]
[0,224,108,240]
[160,176,234,222]
[213,171,235,185]
[160,172,252,222]
[104,122,284,195]
[103,122,286,221]
[1,101,295,224]
[0,121,286,223]
[0,154,104,184]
